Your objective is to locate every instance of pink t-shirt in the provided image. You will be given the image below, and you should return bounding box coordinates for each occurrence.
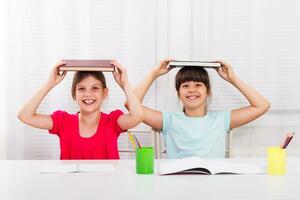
[49,109,125,160]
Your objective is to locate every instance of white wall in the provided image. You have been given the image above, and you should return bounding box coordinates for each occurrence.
[0,0,7,159]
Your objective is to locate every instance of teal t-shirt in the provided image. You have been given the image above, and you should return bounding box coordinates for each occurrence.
[162,111,231,158]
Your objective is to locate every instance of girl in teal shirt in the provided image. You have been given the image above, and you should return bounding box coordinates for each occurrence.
[131,59,270,158]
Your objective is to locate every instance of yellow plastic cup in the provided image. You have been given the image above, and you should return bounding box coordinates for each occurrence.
[267,146,286,175]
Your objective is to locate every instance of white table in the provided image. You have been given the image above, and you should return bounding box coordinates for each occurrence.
[1,158,300,200]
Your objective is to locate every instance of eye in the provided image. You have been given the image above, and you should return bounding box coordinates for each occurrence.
[195,83,203,87]
[92,86,100,91]
[181,84,188,88]
[76,87,85,92]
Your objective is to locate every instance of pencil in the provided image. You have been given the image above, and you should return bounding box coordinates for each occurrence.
[282,132,295,149]
[127,132,136,149]
[133,134,142,148]
[280,133,289,149]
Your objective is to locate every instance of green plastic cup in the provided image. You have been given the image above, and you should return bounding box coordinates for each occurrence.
[136,147,154,174]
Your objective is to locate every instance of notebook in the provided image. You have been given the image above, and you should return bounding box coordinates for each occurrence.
[169,61,221,68]
[60,60,115,72]
[159,157,265,175]
[40,163,116,173]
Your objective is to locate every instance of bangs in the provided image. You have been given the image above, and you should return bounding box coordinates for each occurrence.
[71,71,107,99]
[75,71,106,88]
[175,66,210,91]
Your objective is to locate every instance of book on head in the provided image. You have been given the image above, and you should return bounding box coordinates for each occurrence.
[169,61,221,68]
[60,60,115,72]
[159,157,265,175]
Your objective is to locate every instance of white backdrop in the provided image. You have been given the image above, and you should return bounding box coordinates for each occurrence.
[1,0,299,159]
[0,0,7,159]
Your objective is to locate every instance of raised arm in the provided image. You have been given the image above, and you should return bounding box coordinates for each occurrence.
[17,61,67,130]
[126,59,174,130]
[216,60,271,129]
[112,61,143,130]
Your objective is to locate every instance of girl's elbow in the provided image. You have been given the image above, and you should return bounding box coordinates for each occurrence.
[126,115,143,130]
[17,112,33,125]
[17,112,26,123]
[260,101,271,114]
[267,102,271,110]
[264,101,271,112]
[125,110,144,128]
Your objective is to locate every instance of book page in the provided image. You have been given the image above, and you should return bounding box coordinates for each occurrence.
[40,163,116,173]
[159,157,265,175]
[159,157,212,175]
[207,161,265,175]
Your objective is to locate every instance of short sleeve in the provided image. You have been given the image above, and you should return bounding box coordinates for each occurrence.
[162,111,172,134]
[109,109,125,136]
[48,110,67,136]
[222,110,231,133]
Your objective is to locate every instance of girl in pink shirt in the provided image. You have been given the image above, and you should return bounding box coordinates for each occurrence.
[18,61,143,159]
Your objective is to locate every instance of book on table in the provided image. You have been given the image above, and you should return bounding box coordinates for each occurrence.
[40,163,116,173]
[159,157,265,175]
[60,60,115,72]
[169,61,221,68]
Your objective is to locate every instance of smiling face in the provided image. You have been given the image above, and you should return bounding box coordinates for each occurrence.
[175,66,211,112]
[71,71,108,114]
[178,81,208,110]
[74,76,108,113]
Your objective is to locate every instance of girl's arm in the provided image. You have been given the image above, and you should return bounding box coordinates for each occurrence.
[17,62,67,130]
[126,59,173,130]
[112,61,143,130]
[216,60,271,129]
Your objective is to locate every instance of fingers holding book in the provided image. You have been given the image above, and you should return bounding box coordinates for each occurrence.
[214,59,236,83]
[111,60,129,89]
[48,61,67,86]
[152,58,175,78]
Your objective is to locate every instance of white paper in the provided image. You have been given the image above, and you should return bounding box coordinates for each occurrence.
[41,163,116,174]
[159,157,265,175]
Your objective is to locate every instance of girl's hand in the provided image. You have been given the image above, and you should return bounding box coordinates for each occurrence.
[47,61,67,86]
[112,61,129,89]
[152,59,174,78]
[215,60,236,83]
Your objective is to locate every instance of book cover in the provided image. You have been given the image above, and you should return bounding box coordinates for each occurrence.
[60,60,115,72]
[169,61,221,68]
[159,157,265,175]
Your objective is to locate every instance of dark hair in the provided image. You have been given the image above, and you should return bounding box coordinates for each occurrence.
[71,71,107,99]
[175,66,211,95]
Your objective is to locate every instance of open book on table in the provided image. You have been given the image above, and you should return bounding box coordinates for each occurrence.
[40,163,115,174]
[159,157,265,175]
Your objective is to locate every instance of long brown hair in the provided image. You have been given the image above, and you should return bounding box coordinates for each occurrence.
[71,71,107,99]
